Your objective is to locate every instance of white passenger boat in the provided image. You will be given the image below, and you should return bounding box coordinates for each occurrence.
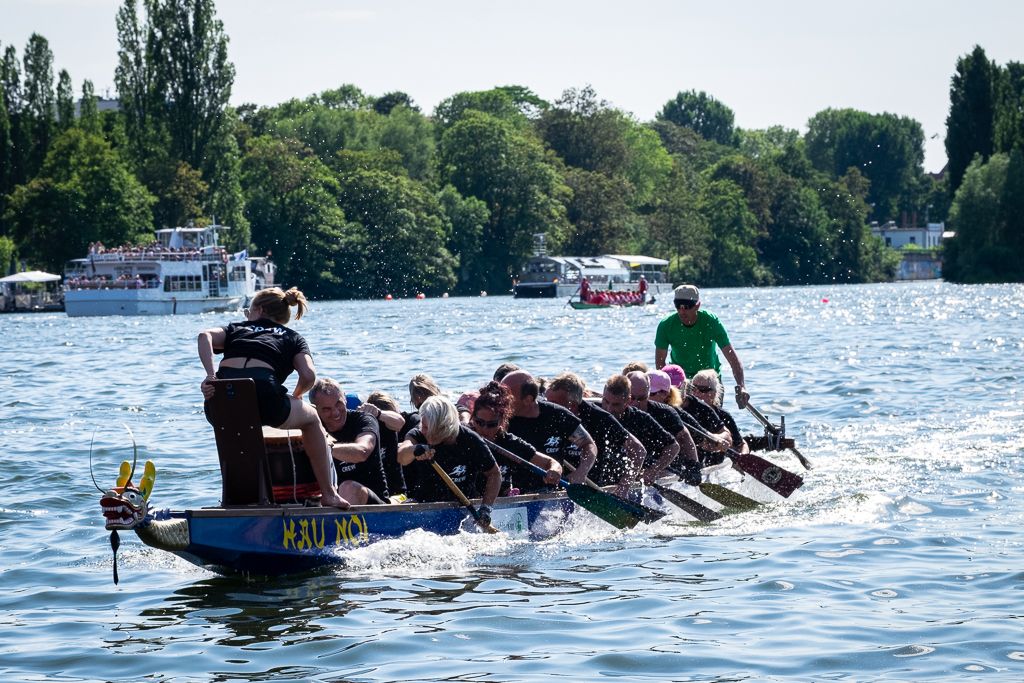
[63,225,274,317]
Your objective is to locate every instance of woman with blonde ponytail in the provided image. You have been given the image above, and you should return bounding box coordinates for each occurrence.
[197,286,349,508]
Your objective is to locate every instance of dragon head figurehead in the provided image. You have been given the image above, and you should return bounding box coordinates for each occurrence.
[100,459,155,531]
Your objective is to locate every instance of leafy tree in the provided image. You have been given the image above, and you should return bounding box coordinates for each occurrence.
[760,175,832,284]
[1001,147,1024,258]
[241,136,352,297]
[538,86,630,175]
[946,45,996,194]
[3,128,155,271]
[439,110,570,293]
[377,104,435,181]
[152,160,208,228]
[805,108,924,221]
[56,69,74,131]
[699,179,764,286]
[373,90,418,116]
[115,0,166,166]
[437,184,489,291]
[335,167,457,297]
[433,86,544,137]
[816,167,897,282]
[736,126,801,162]
[657,90,736,146]
[79,80,101,135]
[0,234,14,274]
[0,86,11,215]
[562,166,634,254]
[21,33,55,177]
[994,61,1024,153]
[648,163,710,283]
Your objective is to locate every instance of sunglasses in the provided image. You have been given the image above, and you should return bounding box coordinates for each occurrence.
[675,300,698,310]
[691,384,715,393]
[472,416,501,429]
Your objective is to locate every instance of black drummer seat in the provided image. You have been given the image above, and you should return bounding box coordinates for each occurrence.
[206,378,273,506]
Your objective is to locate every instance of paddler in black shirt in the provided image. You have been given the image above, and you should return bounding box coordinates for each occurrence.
[598,374,681,485]
[500,370,598,485]
[397,396,502,525]
[197,286,349,508]
[544,372,646,492]
[309,378,389,504]
[648,369,733,466]
[624,371,703,485]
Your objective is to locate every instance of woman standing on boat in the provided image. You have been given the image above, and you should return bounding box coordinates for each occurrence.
[197,286,349,508]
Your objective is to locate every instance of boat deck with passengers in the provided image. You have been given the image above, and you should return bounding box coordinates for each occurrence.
[64,224,274,317]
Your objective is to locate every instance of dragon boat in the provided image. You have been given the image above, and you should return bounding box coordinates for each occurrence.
[98,379,591,578]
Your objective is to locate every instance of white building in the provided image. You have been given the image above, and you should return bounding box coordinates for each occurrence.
[870,221,945,249]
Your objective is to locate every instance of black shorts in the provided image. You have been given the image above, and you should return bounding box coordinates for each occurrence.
[209,367,292,427]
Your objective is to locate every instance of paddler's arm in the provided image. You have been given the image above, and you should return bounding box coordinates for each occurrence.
[643,439,679,485]
[397,439,431,466]
[621,433,647,484]
[529,451,563,485]
[291,353,316,400]
[721,344,749,408]
[565,425,597,485]
[481,464,501,507]
[654,348,668,370]
[329,433,376,463]
[197,327,226,399]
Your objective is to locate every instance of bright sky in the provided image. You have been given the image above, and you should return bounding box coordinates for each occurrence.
[3,0,1022,172]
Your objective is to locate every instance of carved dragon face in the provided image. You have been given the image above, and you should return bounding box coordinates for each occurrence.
[101,486,148,530]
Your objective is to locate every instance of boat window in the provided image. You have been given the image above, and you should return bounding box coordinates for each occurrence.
[163,275,203,292]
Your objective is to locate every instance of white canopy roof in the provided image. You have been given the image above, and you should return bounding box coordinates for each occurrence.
[0,270,61,283]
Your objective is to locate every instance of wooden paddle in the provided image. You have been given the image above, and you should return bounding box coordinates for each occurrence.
[648,480,722,521]
[483,438,661,529]
[683,421,804,498]
[746,402,813,470]
[429,460,499,534]
[563,284,582,308]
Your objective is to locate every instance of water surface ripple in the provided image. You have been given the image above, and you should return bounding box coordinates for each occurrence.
[1,281,1022,681]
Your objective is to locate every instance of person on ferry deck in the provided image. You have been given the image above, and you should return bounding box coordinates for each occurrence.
[197,286,348,508]
[398,396,502,526]
[501,370,598,485]
[309,378,389,505]
[469,381,562,495]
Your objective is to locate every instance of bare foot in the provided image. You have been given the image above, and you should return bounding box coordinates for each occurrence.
[321,494,351,509]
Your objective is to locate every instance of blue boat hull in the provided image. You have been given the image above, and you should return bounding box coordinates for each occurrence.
[139,492,576,575]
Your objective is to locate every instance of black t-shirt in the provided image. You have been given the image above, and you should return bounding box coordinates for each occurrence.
[221,319,311,384]
[399,411,420,441]
[508,400,582,462]
[644,400,686,438]
[679,396,726,434]
[483,430,548,494]
[619,406,676,469]
[329,412,388,499]
[575,400,632,486]
[375,421,407,496]
[403,424,498,502]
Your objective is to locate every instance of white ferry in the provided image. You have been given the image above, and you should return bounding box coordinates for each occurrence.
[513,254,673,299]
[63,225,274,317]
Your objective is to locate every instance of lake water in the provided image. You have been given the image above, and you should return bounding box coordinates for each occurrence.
[1,280,1022,682]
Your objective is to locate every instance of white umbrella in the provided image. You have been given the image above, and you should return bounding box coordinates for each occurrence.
[0,270,61,283]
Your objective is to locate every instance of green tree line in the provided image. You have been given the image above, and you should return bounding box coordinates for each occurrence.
[1,3,1013,294]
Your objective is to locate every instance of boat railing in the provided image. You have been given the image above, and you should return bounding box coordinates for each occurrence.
[86,248,228,263]
[65,278,162,290]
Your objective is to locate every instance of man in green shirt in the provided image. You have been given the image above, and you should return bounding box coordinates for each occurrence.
[654,284,750,408]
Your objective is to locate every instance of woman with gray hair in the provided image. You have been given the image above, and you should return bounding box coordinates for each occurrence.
[689,369,749,458]
[398,396,502,525]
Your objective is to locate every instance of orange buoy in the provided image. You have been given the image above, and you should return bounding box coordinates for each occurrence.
[416,292,425,299]
[385,294,393,300]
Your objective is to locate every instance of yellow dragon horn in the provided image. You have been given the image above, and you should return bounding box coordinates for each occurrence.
[139,460,156,501]
[116,460,132,488]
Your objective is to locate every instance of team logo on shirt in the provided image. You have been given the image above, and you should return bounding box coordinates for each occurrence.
[449,465,467,481]
[543,436,561,453]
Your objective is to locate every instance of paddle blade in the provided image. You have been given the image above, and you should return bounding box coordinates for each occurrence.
[652,483,722,522]
[731,452,803,497]
[698,483,761,511]
[566,484,662,529]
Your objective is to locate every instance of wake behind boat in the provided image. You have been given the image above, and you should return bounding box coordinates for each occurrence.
[64,224,274,317]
